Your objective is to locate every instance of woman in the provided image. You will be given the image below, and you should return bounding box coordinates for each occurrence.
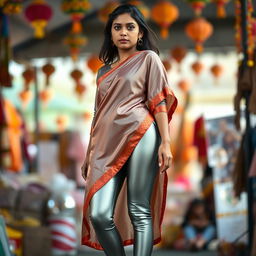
[182,199,216,251]
[81,4,177,256]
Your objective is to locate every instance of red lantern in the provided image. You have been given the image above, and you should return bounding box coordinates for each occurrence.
[171,46,187,64]
[39,88,53,106]
[64,32,87,61]
[185,17,213,53]
[210,64,223,81]
[87,55,102,74]
[75,83,87,98]
[42,63,55,86]
[98,1,119,23]
[61,0,91,33]
[3,0,23,15]
[151,0,179,39]
[191,61,204,75]
[185,0,210,16]
[70,68,83,83]
[56,115,68,132]
[19,90,33,108]
[24,0,52,39]
[178,79,192,93]
[82,111,92,121]
[212,0,230,18]
[22,68,34,90]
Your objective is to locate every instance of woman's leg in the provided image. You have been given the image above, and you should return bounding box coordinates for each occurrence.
[126,122,161,256]
[89,168,127,256]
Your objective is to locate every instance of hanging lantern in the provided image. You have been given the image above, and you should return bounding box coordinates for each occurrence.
[212,0,230,18]
[151,0,179,39]
[61,0,91,33]
[24,0,52,38]
[75,83,87,98]
[98,1,119,23]
[39,88,53,106]
[210,64,223,80]
[171,46,187,64]
[19,90,33,108]
[22,68,34,90]
[70,68,83,83]
[178,79,192,93]
[128,1,150,19]
[3,0,23,15]
[87,55,102,74]
[64,32,87,61]
[185,17,213,53]
[56,115,68,132]
[162,59,171,72]
[42,62,55,86]
[82,111,92,121]
[234,0,242,55]
[191,61,204,75]
[185,0,210,16]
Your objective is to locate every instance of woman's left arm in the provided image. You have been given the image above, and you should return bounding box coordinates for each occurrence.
[154,111,173,172]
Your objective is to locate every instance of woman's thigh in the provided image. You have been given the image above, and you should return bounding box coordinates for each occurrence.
[126,122,161,201]
[89,168,126,217]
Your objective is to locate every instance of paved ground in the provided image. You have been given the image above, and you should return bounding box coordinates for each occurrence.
[78,247,218,256]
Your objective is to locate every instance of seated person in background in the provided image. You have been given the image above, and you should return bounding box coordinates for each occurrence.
[182,198,216,251]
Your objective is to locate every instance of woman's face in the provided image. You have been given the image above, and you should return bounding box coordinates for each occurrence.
[111,13,143,52]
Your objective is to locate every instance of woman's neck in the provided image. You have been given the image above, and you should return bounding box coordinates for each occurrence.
[117,48,138,62]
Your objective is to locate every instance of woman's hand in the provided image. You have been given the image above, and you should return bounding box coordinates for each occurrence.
[158,141,173,172]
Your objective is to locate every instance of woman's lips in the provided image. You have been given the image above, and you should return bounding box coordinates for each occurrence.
[119,39,129,43]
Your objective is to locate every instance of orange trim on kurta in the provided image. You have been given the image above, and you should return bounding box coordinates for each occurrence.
[154,104,167,115]
[97,51,144,86]
[149,86,178,123]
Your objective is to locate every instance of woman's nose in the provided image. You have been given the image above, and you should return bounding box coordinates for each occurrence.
[120,28,128,36]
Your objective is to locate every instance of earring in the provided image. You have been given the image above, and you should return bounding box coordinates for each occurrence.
[137,37,143,46]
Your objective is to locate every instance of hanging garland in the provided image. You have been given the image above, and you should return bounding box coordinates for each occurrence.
[246,0,255,67]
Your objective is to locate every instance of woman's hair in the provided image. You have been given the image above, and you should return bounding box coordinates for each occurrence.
[99,4,159,64]
[182,198,212,227]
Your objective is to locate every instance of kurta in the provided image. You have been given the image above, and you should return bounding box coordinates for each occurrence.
[81,50,178,250]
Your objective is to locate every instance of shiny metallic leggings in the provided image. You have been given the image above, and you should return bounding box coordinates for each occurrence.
[89,122,161,256]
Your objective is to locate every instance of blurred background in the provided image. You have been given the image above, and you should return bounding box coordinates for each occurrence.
[0,0,256,256]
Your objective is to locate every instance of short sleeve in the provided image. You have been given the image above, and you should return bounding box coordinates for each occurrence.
[145,51,178,123]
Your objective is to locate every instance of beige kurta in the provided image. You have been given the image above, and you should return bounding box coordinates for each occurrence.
[81,50,177,250]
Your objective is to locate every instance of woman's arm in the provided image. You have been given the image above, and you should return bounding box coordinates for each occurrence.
[154,111,173,172]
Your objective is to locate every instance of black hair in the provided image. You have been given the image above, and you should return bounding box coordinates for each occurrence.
[99,4,159,65]
[182,198,213,227]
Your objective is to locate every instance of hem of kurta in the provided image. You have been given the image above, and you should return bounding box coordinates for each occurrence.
[81,85,176,251]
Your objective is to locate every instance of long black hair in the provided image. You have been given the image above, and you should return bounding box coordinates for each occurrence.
[99,4,159,65]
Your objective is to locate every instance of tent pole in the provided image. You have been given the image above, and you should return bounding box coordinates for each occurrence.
[32,66,40,173]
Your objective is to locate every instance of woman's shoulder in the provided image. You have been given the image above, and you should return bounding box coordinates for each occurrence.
[142,50,161,63]
[142,49,159,58]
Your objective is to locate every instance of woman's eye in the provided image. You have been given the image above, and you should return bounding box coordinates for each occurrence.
[114,25,121,30]
[127,25,135,30]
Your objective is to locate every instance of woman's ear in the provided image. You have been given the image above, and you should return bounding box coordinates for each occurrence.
[139,31,144,39]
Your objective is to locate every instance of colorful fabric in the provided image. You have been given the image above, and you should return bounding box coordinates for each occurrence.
[81,50,177,250]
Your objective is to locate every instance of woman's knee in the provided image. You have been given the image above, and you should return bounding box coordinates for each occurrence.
[128,201,152,222]
[89,210,114,230]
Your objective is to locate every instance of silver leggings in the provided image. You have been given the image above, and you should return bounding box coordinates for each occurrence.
[89,122,161,256]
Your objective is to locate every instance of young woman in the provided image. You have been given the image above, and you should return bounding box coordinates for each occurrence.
[81,4,177,256]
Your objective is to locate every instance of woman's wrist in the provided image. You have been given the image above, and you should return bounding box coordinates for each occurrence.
[161,139,171,144]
